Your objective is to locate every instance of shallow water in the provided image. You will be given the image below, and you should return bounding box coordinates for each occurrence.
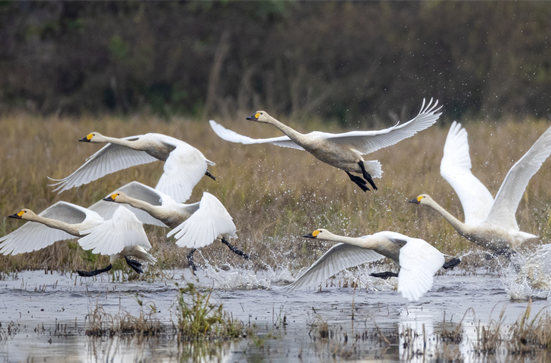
[0,266,550,362]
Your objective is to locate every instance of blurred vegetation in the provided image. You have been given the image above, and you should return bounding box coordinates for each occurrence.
[1,1,551,122]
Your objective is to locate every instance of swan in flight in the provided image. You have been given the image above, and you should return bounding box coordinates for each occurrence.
[0,202,155,276]
[210,99,442,192]
[410,121,551,255]
[49,133,216,203]
[286,229,450,301]
[95,181,248,270]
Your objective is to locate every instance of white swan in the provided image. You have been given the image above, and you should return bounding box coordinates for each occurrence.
[210,99,441,192]
[286,229,446,301]
[410,121,551,255]
[93,181,248,270]
[0,202,155,276]
[49,133,216,203]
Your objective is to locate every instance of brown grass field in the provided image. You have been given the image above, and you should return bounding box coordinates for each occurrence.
[0,112,550,275]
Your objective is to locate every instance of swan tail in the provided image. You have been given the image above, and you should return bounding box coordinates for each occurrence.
[363,160,382,179]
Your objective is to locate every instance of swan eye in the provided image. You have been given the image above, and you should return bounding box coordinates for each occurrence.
[312,230,320,237]
[111,193,119,200]
[416,196,424,202]
[17,211,25,217]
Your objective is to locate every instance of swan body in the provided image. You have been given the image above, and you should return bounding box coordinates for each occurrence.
[49,133,215,203]
[0,202,155,274]
[410,121,551,254]
[210,99,442,191]
[287,229,445,302]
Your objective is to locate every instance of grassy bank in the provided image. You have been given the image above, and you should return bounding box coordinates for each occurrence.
[0,113,550,274]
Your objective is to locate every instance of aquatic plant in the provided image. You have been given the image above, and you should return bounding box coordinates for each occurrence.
[85,302,163,337]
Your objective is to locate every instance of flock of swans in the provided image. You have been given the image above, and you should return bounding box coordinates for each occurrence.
[2,98,551,302]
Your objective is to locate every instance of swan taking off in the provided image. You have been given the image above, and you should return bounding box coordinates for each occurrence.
[49,133,215,203]
[209,99,441,192]
[410,121,551,255]
[94,181,248,270]
[0,202,155,276]
[286,229,447,301]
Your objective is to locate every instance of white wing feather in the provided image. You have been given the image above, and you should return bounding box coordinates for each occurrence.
[0,202,101,255]
[155,143,209,203]
[440,122,494,225]
[88,181,168,227]
[320,98,442,154]
[209,120,305,150]
[49,136,158,193]
[286,242,384,291]
[485,125,551,230]
[397,238,444,302]
[167,192,237,249]
[78,206,151,256]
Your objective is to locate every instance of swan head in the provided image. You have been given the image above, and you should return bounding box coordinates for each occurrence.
[246,111,271,123]
[303,228,331,239]
[408,194,431,205]
[103,192,127,203]
[9,209,35,220]
[79,132,104,143]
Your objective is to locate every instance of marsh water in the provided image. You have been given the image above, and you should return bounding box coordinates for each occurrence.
[1,259,551,362]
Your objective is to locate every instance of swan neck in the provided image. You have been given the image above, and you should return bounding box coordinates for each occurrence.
[32,215,80,236]
[425,199,467,232]
[102,136,140,149]
[121,197,164,220]
[320,233,370,248]
[265,116,305,142]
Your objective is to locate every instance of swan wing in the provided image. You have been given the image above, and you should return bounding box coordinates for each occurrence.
[79,206,151,256]
[440,122,494,225]
[209,120,305,150]
[0,201,92,255]
[320,99,442,155]
[167,192,237,249]
[88,181,168,227]
[49,136,158,193]
[155,142,209,203]
[286,242,384,291]
[485,125,551,230]
[397,238,444,301]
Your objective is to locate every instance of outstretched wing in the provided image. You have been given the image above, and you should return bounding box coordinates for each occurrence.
[0,201,90,255]
[209,120,305,150]
[319,99,442,155]
[285,243,384,291]
[88,181,168,227]
[485,125,551,230]
[78,206,151,256]
[49,136,158,193]
[155,142,209,203]
[397,238,444,302]
[167,192,237,249]
[440,121,494,225]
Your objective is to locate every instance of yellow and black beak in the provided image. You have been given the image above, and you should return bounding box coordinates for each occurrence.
[246,113,259,121]
[9,211,24,219]
[303,233,316,238]
[79,134,93,142]
[103,193,118,202]
[408,196,422,204]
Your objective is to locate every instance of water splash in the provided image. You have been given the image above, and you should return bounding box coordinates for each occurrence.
[502,248,550,301]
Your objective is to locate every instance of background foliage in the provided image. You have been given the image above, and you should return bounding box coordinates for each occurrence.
[1,1,551,123]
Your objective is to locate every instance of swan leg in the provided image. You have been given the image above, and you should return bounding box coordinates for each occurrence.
[221,238,249,259]
[205,171,216,181]
[370,271,398,279]
[187,248,198,272]
[358,161,378,190]
[77,264,113,277]
[346,172,370,192]
[124,256,144,274]
[443,258,461,269]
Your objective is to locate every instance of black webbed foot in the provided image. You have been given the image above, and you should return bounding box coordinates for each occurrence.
[370,271,399,279]
[221,238,249,259]
[358,161,378,190]
[205,171,216,181]
[187,248,197,272]
[77,264,112,277]
[346,172,370,192]
[443,258,461,269]
[124,256,144,274]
